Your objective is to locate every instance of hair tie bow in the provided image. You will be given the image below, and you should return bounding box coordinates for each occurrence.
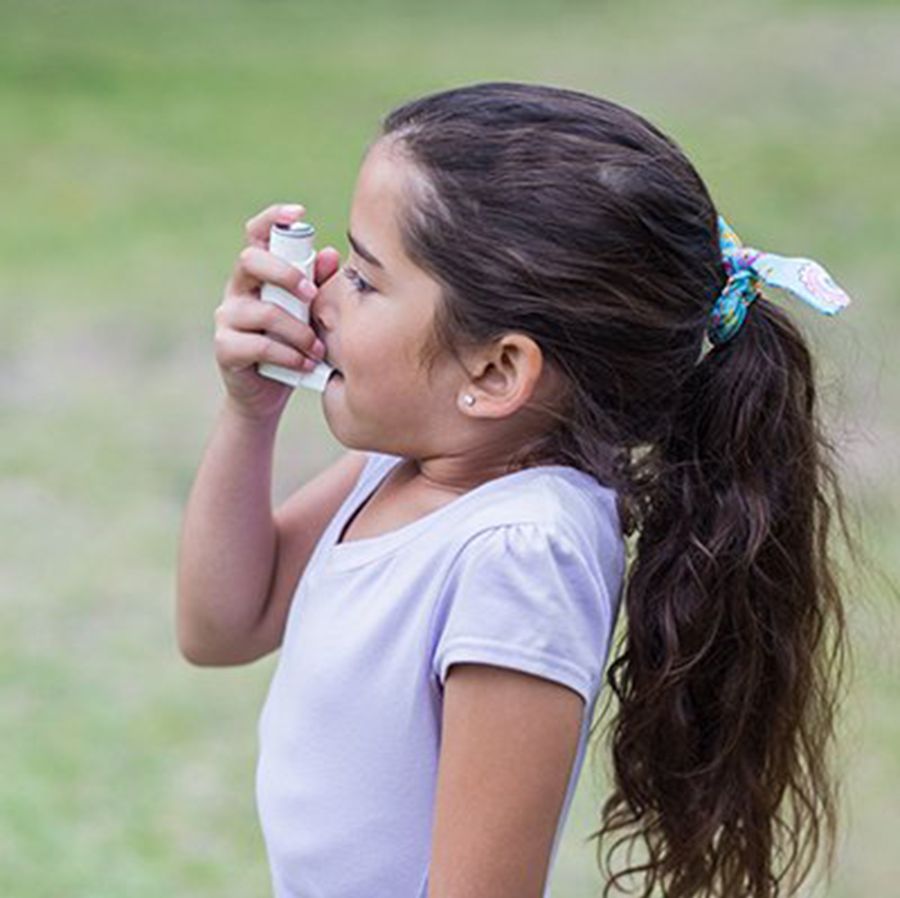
[695,215,853,365]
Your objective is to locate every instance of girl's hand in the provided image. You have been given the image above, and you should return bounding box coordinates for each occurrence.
[214,203,341,423]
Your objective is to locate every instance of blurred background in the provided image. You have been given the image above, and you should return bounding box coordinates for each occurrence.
[1,0,898,895]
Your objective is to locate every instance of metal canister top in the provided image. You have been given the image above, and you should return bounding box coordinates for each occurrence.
[273,221,316,237]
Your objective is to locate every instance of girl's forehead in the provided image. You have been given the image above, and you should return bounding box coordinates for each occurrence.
[350,143,416,269]
[354,139,411,207]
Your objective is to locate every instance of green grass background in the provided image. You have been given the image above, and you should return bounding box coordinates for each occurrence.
[1,0,898,895]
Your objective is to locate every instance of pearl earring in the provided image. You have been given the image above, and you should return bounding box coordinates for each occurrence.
[463,394,476,406]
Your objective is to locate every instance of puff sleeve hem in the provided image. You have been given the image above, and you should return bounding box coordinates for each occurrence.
[434,636,596,705]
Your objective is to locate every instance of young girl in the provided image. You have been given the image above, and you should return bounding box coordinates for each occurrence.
[176,82,857,898]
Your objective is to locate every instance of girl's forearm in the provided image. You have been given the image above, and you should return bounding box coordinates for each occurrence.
[175,397,282,664]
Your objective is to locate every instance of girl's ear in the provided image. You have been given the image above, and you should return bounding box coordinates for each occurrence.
[458,334,544,418]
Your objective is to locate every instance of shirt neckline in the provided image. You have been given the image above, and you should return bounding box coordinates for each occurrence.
[322,456,608,572]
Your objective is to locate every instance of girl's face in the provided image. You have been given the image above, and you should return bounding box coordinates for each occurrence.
[311,140,465,456]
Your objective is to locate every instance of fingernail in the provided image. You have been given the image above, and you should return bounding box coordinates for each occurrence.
[313,339,326,358]
[278,204,305,218]
[299,278,317,299]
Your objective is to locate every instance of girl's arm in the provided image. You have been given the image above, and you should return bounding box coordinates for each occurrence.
[427,663,583,898]
[175,396,281,665]
[175,397,366,665]
[177,201,356,665]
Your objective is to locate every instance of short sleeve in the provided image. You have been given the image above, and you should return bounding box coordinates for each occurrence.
[430,523,617,705]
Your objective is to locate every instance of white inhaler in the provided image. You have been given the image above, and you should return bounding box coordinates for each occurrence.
[257,220,335,392]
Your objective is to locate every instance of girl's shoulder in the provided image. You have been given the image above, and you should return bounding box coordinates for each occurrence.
[459,463,622,565]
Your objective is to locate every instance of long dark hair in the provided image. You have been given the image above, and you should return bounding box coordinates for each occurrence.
[378,82,863,897]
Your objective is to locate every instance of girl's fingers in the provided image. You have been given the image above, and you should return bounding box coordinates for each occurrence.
[243,202,306,248]
[217,296,324,360]
[216,330,311,373]
[226,244,316,299]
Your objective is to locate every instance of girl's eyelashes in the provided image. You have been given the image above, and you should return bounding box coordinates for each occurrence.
[341,264,375,295]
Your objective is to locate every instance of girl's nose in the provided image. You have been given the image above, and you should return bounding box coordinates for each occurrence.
[309,284,333,336]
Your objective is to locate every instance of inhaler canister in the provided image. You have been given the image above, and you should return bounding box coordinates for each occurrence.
[257,220,335,393]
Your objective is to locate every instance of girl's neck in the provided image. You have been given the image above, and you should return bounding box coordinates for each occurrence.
[405,454,531,496]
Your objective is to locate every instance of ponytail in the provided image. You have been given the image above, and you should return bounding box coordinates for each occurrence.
[592,299,858,897]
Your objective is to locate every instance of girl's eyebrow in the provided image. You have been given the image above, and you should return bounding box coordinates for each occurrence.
[346,230,385,271]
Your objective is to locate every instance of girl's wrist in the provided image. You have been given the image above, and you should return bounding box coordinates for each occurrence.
[220,396,284,435]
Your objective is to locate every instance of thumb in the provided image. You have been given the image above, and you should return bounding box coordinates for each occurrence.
[313,246,341,285]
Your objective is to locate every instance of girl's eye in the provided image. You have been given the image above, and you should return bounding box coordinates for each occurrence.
[341,265,375,295]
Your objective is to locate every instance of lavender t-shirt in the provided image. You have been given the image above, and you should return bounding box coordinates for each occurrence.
[256,451,626,898]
